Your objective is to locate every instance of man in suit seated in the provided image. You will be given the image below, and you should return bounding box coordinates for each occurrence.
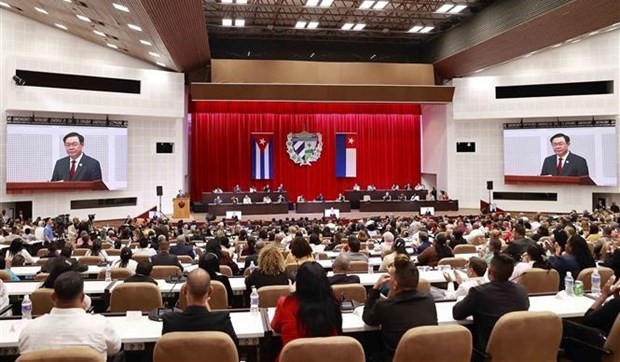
[343,237,369,262]
[124,261,158,285]
[51,132,102,182]
[540,133,589,177]
[162,268,238,346]
[170,235,195,259]
[329,254,361,285]
[151,239,184,271]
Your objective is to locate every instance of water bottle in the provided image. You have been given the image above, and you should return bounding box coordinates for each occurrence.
[105,264,112,282]
[367,263,374,274]
[249,261,257,274]
[250,287,259,313]
[22,294,32,319]
[565,271,574,296]
[591,269,601,296]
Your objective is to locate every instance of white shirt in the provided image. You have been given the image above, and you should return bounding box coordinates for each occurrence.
[134,247,157,257]
[84,250,108,262]
[556,151,570,165]
[34,227,45,241]
[18,308,121,359]
[444,276,488,300]
[243,197,252,204]
[0,280,9,317]
[68,153,84,174]
[112,259,138,274]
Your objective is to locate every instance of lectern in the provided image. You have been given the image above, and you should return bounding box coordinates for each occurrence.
[6,181,109,194]
[505,175,596,186]
[173,197,191,219]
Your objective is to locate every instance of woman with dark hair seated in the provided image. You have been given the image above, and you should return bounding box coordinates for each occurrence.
[548,232,596,290]
[112,247,137,274]
[4,238,35,265]
[198,253,233,307]
[84,239,108,263]
[416,232,454,267]
[271,262,342,360]
[207,237,239,275]
[285,236,314,265]
[363,254,438,362]
[42,246,87,274]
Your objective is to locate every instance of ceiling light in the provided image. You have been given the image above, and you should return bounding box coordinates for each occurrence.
[34,7,48,14]
[374,1,388,9]
[222,18,233,26]
[370,54,376,59]
[55,23,67,30]
[140,40,152,46]
[435,4,454,13]
[310,52,315,58]
[295,21,307,29]
[420,26,434,33]
[307,21,319,29]
[106,43,118,49]
[156,62,166,67]
[76,14,91,22]
[63,0,71,2]
[341,23,354,30]
[93,30,106,36]
[408,25,423,33]
[0,2,10,8]
[305,0,319,6]
[359,1,374,9]
[237,0,248,3]
[222,0,233,3]
[113,3,129,12]
[222,0,248,3]
[588,30,600,36]
[149,52,160,57]
[234,19,245,27]
[128,24,142,31]
[353,23,366,31]
[320,0,334,7]
[359,0,388,10]
[550,43,562,48]
[449,4,467,13]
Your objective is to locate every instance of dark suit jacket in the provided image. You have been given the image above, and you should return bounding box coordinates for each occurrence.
[151,252,184,270]
[540,152,589,177]
[328,273,361,285]
[124,274,158,285]
[453,281,529,350]
[503,237,537,262]
[51,154,102,181]
[170,244,195,259]
[162,306,238,346]
[363,289,438,361]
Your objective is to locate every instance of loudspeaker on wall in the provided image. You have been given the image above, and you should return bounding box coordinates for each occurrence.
[156,186,163,196]
[486,181,493,190]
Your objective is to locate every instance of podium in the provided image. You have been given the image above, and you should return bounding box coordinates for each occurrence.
[505,175,596,186]
[173,197,191,219]
[6,181,109,194]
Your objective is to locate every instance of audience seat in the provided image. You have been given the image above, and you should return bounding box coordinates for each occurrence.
[485,311,561,362]
[279,336,364,362]
[393,325,472,362]
[453,244,476,254]
[417,279,431,293]
[129,242,140,249]
[0,270,12,281]
[177,280,228,310]
[79,256,103,266]
[101,242,113,250]
[243,268,253,277]
[316,252,329,260]
[97,268,132,280]
[105,249,121,257]
[72,249,89,256]
[151,266,181,279]
[36,249,53,257]
[35,259,48,266]
[16,347,104,362]
[517,268,559,294]
[603,314,620,362]
[332,284,366,303]
[258,285,291,308]
[177,255,193,264]
[285,263,299,274]
[219,265,233,277]
[577,267,615,291]
[31,288,55,315]
[110,282,162,312]
[153,331,238,362]
[33,273,49,282]
[438,257,467,269]
[349,261,369,273]
[132,255,151,264]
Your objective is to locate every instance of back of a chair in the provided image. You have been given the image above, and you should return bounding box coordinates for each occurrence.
[97,268,133,280]
[577,267,615,291]
[132,255,152,264]
[258,285,291,308]
[332,284,366,303]
[105,249,121,257]
[101,243,113,250]
[219,265,233,277]
[72,249,88,256]
[486,311,561,362]
[517,268,559,294]
[16,347,104,362]
[453,244,476,254]
[36,249,51,257]
[317,252,329,260]
[603,314,620,362]
[36,258,49,266]
[285,263,299,274]
[31,288,55,315]
[110,282,162,312]
[79,256,102,266]
[280,336,364,362]
[33,273,49,282]
[417,278,431,293]
[153,331,238,362]
[151,266,181,279]
[393,325,472,362]
[210,280,229,310]
[349,261,368,273]
[243,268,253,277]
[438,257,467,269]
[129,242,140,249]
[177,255,193,264]
[0,270,12,281]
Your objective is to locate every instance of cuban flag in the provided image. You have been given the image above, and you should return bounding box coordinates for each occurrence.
[335,133,357,178]
[251,133,273,179]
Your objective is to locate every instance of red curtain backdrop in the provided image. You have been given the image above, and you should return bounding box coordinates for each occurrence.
[190,102,422,202]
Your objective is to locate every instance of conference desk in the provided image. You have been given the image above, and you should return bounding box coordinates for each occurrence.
[202,191,289,207]
[295,201,351,213]
[344,189,428,209]
[4,281,115,297]
[208,202,289,216]
[10,264,194,280]
[359,200,459,213]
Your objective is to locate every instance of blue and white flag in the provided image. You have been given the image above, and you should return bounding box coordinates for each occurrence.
[251,133,273,179]
[335,133,357,178]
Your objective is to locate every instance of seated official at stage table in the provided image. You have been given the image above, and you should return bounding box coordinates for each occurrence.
[51,132,102,182]
[540,133,589,177]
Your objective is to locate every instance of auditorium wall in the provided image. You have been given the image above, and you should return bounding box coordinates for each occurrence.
[427,28,620,213]
[0,10,186,220]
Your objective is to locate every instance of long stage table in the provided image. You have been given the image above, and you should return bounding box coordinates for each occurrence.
[202,192,288,206]
[208,202,289,216]
[296,201,351,213]
[359,200,459,213]
[344,189,428,209]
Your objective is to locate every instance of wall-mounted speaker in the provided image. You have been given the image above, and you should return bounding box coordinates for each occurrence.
[156,142,174,154]
[156,186,163,196]
[456,142,476,153]
[486,181,493,190]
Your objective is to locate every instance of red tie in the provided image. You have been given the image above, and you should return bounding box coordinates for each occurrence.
[556,157,563,175]
[70,160,76,180]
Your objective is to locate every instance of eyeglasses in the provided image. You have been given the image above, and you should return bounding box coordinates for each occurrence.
[64,142,81,147]
[551,142,567,147]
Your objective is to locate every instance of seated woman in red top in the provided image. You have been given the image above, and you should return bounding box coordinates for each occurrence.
[270,261,342,357]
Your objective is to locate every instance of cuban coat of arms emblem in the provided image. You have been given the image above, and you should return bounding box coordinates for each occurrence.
[286,131,323,166]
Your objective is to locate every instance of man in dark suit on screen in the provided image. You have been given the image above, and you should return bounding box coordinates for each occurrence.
[51,132,102,181]
[540,133,589,177]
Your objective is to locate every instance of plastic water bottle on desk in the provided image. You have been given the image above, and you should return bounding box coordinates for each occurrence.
[249,261,257,274]
[591,269,601,296]
[105,264,112,282]
[565,271,574,296]
[250,286,259,313]
[367,262,374,274]
[21,294,32,319]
